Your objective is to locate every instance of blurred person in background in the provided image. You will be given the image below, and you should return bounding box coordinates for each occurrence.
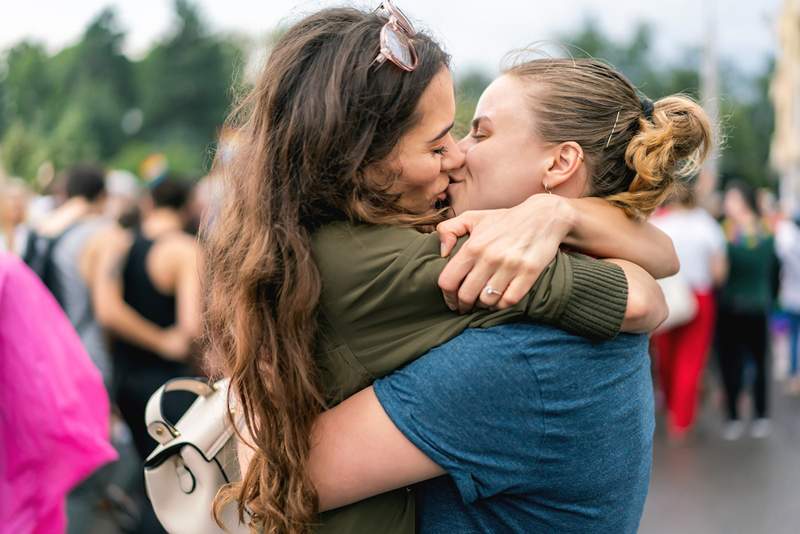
[0,252,116,534]
[22,165,132,534]
[105,169,143,229]
[652,186,728,439]
[717,180,778,440]
[0,178,32,257]
[775,211,800,394]
[92,173,202,534]
[757,187,782,232]
[93,173,202,462]
[25,164,114,385]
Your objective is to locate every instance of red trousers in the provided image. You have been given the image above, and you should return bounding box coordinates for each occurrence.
[654,291,716,433]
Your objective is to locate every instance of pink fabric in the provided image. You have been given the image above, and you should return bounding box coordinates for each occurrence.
[0,253,117,534]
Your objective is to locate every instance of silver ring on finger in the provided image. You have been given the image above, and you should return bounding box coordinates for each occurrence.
[484,285,502,297]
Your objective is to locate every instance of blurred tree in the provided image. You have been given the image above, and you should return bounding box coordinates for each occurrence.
[1,42,52,130]
[136,0,242,171]
[454,70,492,137]
[563,18,770,188]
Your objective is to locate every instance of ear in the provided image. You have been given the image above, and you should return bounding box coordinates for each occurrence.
[543,142,585,192]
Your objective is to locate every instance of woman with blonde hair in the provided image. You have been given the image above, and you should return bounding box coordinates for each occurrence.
[203,4,710,533]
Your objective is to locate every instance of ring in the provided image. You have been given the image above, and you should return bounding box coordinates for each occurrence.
[484,285,501,296]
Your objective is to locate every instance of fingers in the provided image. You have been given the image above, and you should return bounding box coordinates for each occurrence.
[455,258,498,313]
[439,232,458,258]
[436,211,479,257]
[476,267,516,309]
[498,259,546,309]
[438,243,478,311]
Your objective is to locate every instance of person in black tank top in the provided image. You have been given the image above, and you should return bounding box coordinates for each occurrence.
[112,230,195,459]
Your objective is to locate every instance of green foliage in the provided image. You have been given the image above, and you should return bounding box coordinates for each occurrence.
[454,70,492,137]
[554,19,770,188]
[0,1,241,182]
[0,7,776,192]
[136,0,242,152]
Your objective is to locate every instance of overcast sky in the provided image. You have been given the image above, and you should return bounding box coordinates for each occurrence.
[0,0,782,76]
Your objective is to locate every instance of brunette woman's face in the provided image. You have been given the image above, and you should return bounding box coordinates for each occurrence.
[384,67,464,213]
[447,75,555,215]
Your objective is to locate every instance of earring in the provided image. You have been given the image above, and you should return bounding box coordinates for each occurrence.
[544,181,552,195]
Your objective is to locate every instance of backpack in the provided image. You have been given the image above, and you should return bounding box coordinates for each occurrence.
[22,223,81,308]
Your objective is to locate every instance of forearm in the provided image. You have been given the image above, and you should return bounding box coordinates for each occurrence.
[607,259,668,333]
[308,387,443,511]
[563,197,679,279]
[99,300,170,353]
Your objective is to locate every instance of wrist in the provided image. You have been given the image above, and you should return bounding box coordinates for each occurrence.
[540,194,577,241]
[559,197,584,247]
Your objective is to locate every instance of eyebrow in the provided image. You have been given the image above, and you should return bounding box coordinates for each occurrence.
[427,122,455,143]
[471,116,490,131]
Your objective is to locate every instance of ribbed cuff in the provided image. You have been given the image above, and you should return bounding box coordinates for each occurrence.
[559,256,628,340]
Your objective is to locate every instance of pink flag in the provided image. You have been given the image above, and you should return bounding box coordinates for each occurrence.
[0,252,117,534]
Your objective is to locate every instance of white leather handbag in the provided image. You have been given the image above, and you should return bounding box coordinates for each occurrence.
[143,377,250,534]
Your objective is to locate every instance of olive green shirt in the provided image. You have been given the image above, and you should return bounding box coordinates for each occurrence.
[310,222,629,533]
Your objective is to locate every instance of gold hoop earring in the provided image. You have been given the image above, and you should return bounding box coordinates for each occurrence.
[544,182,552,195]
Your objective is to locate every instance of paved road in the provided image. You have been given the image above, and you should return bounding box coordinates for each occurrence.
[640,381,800,534]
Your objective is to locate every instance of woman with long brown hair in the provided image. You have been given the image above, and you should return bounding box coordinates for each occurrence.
[204,4,692,533]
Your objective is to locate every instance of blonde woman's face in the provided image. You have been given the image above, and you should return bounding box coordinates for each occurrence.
[382,67,464,214]
[447,75,553,215]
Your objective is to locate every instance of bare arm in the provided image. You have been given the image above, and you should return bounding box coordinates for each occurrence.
[436,195,678,314]
[92,227,188,360]
[607,259,668,332]
[173,239,203,340]
[562,197,679,279]
[236,386,443,512]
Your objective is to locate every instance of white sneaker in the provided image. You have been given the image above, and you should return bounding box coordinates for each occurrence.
[722,420,745,441]
[751,418,772,439]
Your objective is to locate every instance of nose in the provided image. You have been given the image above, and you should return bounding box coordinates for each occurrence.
[442,136,466,172]
[457,133,472,152]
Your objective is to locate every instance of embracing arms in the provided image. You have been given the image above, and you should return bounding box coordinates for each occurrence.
[435,194,674,330]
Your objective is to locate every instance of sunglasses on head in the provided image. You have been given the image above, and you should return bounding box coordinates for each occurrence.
[373,0,419,72]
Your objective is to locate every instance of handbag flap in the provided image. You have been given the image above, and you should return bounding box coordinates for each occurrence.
[144,379,243,468]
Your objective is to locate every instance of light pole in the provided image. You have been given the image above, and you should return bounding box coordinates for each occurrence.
[699,0,720,202]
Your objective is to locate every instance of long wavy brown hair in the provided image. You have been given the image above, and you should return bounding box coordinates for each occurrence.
[202,7,449,533]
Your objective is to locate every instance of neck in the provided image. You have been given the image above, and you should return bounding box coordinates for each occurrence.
[143,208,184,237]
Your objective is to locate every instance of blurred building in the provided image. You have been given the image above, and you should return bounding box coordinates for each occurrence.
[771,0,800,213]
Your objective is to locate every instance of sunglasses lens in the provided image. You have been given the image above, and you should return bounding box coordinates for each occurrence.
[384,27,413,68]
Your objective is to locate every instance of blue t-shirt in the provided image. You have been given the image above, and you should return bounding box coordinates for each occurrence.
[373,324,654,534]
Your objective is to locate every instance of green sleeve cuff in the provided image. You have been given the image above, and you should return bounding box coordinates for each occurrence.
[558,255,628,341]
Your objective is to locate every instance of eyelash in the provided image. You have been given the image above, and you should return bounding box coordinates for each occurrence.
[433,146,448,156]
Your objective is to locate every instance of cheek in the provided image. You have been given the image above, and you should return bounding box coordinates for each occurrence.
[464,142,547,209]
[400,157,442,192]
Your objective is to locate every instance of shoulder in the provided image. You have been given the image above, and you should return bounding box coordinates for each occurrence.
[312,222,437,255]
[312,222,440,281]
[152,232,199,272]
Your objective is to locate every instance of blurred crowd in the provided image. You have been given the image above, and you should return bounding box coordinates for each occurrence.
[651,180,800,443]
[2,166,798,532]
[0,165,218,534]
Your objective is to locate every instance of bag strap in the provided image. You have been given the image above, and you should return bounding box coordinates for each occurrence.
[146,377,216,445]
